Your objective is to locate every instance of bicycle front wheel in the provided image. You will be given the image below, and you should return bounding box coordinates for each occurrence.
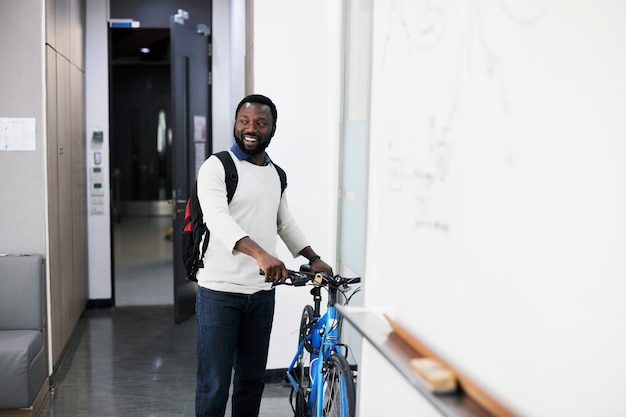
[317,353,356,417]
[293,305,314,417]
[295,305,314,387]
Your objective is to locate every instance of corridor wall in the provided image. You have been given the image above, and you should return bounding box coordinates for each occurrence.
[0,0,88,371]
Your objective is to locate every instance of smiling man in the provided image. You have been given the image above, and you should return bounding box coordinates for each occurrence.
[233,98,275,164]
[194,94,333,417]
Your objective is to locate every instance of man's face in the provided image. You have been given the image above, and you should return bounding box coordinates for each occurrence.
[233,102,276,156]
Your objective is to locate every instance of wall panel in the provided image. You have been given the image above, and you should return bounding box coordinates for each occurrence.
[43,0,88,370]
[55,0,71,58]
[56,55,74,365]
[70,0,85,70]
[71,64,87,323]
[46,0,57,47]
[46,45,64,363]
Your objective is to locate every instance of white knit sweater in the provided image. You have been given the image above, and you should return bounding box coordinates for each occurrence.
[195,151,309,294]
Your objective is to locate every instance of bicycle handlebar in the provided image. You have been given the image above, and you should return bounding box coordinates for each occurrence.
[283,270,360,288]
[260,266,361,288]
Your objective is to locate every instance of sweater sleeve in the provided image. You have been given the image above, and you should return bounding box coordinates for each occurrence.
[276,189,310,257]
[196,155,248,253]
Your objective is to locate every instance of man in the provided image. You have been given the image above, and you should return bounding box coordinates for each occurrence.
[195,94,333,417]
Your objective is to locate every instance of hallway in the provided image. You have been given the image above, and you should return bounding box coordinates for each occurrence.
[113,214,173,307]
[40,306,293,417]
[41,214,293,417]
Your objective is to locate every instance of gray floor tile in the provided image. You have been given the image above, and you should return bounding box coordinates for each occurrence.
[39,306,293,417]
[113,216,173,306]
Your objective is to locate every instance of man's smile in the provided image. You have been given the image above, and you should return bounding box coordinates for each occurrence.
[243,135,259,146]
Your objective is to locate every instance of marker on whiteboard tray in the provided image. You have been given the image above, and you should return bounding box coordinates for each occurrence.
[410,357,457,394]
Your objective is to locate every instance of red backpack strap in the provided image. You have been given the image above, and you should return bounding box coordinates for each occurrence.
[183,199,192,232]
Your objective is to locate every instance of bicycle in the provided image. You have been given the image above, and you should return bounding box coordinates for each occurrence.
[273,265,361,417]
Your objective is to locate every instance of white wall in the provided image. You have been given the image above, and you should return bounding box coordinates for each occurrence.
[85,0,112,300]
[0,0,46,256]
[358,343,441,417]
[212,0,236,153]
[252,0,343,369]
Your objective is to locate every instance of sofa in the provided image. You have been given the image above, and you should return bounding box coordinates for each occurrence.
[0,254,49,415]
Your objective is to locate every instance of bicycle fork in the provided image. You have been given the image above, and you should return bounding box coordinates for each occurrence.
[312,306,351,417]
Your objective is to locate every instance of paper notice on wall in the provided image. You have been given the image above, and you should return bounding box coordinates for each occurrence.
[195,142,206,179]
[0,117,36,151]
[194,115,206,142]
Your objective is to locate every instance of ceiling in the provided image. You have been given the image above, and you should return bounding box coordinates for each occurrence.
[110,28,170,65]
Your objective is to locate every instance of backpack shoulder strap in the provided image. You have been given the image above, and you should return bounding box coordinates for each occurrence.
[272,162,288,196]
[214,151,238,203]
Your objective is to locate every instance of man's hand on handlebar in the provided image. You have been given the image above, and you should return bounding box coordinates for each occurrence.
[257,253,288,284]
[234,236,288,284]
[309,257,334,277]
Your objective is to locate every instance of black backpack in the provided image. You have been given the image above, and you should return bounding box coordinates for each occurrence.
[182,151,287,281]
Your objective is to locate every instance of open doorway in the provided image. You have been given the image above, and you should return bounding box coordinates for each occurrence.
[109,27,174,306]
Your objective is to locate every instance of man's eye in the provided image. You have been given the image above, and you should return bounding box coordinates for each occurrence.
[240,120,248,125]
[256,122,267,128]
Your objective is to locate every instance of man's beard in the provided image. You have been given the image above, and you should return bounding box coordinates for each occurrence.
[234,133,272,156]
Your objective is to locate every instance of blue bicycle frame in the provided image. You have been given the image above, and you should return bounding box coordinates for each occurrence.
[287,295,350,417]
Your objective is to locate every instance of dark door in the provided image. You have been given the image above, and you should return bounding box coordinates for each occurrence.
[170,14,209,323]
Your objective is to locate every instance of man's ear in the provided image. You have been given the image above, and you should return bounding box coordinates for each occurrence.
[271,124,277,137]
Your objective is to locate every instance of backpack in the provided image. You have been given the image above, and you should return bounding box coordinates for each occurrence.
[182,150,287,281]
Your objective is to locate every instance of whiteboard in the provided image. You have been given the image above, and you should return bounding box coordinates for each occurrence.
[364,1,626,416]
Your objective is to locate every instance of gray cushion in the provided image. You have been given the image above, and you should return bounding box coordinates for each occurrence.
[0,254,44,330]
[0,330,46,408]
[0,254,47,409]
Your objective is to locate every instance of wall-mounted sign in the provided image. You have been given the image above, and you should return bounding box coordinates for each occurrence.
[0,117,36,151]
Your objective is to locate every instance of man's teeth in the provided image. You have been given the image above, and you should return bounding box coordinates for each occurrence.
[244,136,258,143]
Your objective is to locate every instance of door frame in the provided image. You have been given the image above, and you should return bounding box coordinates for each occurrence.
[170,13,211,323]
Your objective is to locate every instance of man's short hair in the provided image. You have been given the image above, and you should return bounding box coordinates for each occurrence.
[235,94,278,124]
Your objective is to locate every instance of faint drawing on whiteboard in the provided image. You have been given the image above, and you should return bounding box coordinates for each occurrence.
[379,1,447,74]
[377,0,462,234]
[378,0,552,233]
[467,1,516,163]
[388,156,448,232]
[413,3,446,49]
[498,0,553,26]
[389,158,404,191]
[429,108,457,182]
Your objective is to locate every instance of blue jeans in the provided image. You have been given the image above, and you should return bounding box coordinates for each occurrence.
[195,287,276,417]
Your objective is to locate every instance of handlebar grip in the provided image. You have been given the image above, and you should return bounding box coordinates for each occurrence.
[292,276,309,287]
